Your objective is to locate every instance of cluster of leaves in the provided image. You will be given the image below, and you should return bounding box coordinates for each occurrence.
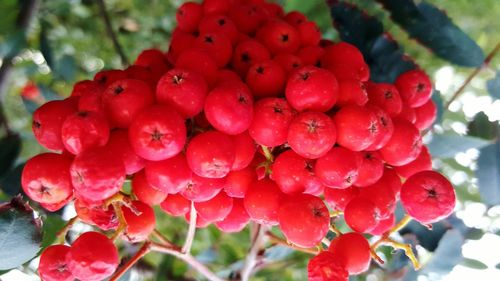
[1,0,499,280]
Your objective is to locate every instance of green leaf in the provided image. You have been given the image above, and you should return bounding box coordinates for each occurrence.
[0,163,25,197]
[0,134,21,178]
[0,30,27,59]
[40,214,65,250]
[377,0,484,67]
[39,21,54,69]
[432,90,444,125]
[0,196,42,270]
[283,0,332,33]
[421,230,463,275]
[427,134,490,158]
[467,112,499,141]
[56,55,76,82]
[476,141,500,206]
[487,71,500,99]
[461,258,488,270]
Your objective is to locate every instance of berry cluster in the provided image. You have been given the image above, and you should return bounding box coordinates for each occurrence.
[23,0,456,280]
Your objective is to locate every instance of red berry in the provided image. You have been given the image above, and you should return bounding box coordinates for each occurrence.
[365,105,394,151]
[39,245,74,281]
[231,131,256,171]
[134,49,170,81]
[228,4,266,34]
[332,105,377,151]
[256,20,300,55]
[273,54,302,74]
[216,69,242,86]
[74,199,118,231]
[231,39,271,77]
[67,232,119,281]
[94,69,128,88]
[369,213,395,236]
[132,170,167,205]
[184,208,212,228]
[194,191,233,222]
[414,99,437,130]
[297,21,321,47]
[328,232,371,275]
[204,81,254,135]
[315,147,361,189]
[308,251,348,281]
[22,153,73,204]
[246,60,286,97]
[78,88,103,113]
[381,167,403,196]
[324,186,359,211]
[336,79,368,107]
[199,14,239,44]
[195,31,233,67]
[262,2,285,17]
[358,177,396,219]
[395,69,432,108]
[128,105,186,161]
[224,167,256,198]
[272,150,318,194]
[397,103,417,124]
[249,97,295,147]
[40,196,73,212]
[321,42,369,81]
[105,129,145,175]
[180,174,225,202]
[354,151,384,187]
[278,194,329,248]
[145,153,192,194]
[203,0,233,15]
[32,100,77,151]
[400,171,456,224]
[186,131,235,178]
[366,82,402,117]
[244,178,284,225]
[215,198,250,233]
[61,111,109,155]
[175,48,218,86]
[286,66,338,112]
[160,193,191,217]
[287,111,336,159]
[284,11,307,26]
[121,200,156,242]
[379,118,422,166]
[71,80,101,98]
[296,46,324,66]
[167,29,197,63]
[344,197,380,233]
[176,2,203,33]
[395,146,432,179]
[125,65,156,87]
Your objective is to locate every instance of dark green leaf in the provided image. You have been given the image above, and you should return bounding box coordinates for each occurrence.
[40,214,65,250]
[476,141,500,206]
[0,134,21,178]
[0,30,27,59]
[432,90,444,125]
[467,112,499,141]
[461,258,488,270]
[56,55,76,82]
[422,230,463,275]
[487,71,500,99]
[39,21,54,69]
[0,163,25,197]
[427,134,490,158]
[22,98,38,114]
[38,84,61,101]
[0,196,42,270]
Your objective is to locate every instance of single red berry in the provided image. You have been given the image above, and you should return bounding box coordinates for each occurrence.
[66,232,119,281]
[397,103,417,124]
[279,194,329,248]
[22,153,73,204]
[358,177,397,219]
[366,82,403,117]
[369,213,395,236]
[324,186,359,211]
[121,200,156,242]
[336,79,368,107]
[380,167,403,196]
[215,198,250,233]
[231,131,256,171]
[216,69,242,86]
[286,66,339,112]
[272,150,318,194]
[332,105,377,151]
[134,49,170,81]
[344,197,380,233]
[40,196,73,212]
[175,48,218,86]
[243,178,284,225]
[203,0,233,15]
[39,245,74,281]
[365,105,394,151]
[395,69,432,108]
[199,14,239,44]
[32,100,77,151]
[256,20,300,55]
[321,42,369,81]
[145,153,192,194]
[308,251,348,281]
[70,147,125,202]
[284,11,307,26]
[195,31,233,67]
[176,2,203,33]
[132,170,167,206]
[273,54,302,75]
[296,46,324,66]
[246,60,286,97]
[224,167,256,198]
[74,199,118,231]
[315,147,361,189]
[71,80,101,98]
[228,4,266,34]
[231,39,271,77]
[78,88,104,113]
[354,151,384,187]
[297,21,321,47]
[180,174,225,202]
[204,81,254,135]
[328,232,371,275]
[400,171,456,224]
[167,29,197,63]
[128,105,186,161]
[194,191,234,222]
[94,69,128,88]
[21,81,41,100]
[124,65,156,87]
[379,118,422,166]
[160,193,191,217]
[61,111,109,155]
[262,2,285,17]
[414,99,437,130]
[287,111,336,159]
[248,97,295,147]
[186,131,235,178]
[105,129,145,175]
[395,146,432,179]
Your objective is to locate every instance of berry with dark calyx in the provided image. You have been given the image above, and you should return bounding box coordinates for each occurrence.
[395,69,432,108]
[224,167,256,198]
[414,99,437,130]
[246,60,286,97]
[215,198,250,233]
[128,104,186,161]
[32,99,77,151]
[336,79,368,107]
[204,81,254,135]
[272,150,319,194]
[71,80,100,97]
[354,151,384,187]
[366,82,402,117]
[332,104,378,151]
[273,54,302,75]
[176,2,203,33]
[186,131,235,178]
[228,4,265,34]
[125,65,156,87]
[203,0,233,15]
[344,197,379,233]
[145,153,192,194]
[256,20,300,55]
[39,245,74,281]
[278,194,329,248]
[400,171,456,224]
[379,118,422,166]
[287,111,336,159]
[94,69,128,88]
[132,170,167,205]
[244,178,284,225]
[297,20,321,47]
[156,68,208,118]
[70,147,125,202]
[134,49,170,81]
[22,153,73,204]
[328,232,371,275]
[105,129,146,175]
[74,198,118,231]
[231,39,271,77]
[286,66,338,112]
[121,200,156,242]
[397,103,417,124]
[249,97,295,147]
[231,131,256,171]
[308,251,348,281]
[395,146,432,179]
[199,14,239,44]
[194,191,234,222]
[61,111,110,155]
[195,31,233,67]
[78,88,103,113]
[102,79,154,128]
[167,29,197,63]
[324,186,359,211]
[262,2,285,17]
[160,193,191,217]
[358,177,397,219]
[315,147,361,189]
[180,174,225,202]
[284,11,307,26]
[365,105,394,151]
[176,48,218,87]
[296,46,324,67]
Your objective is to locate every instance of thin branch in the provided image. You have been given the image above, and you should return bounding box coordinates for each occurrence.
[55,216,78,244]
[182,202,197,254]
[265,231,318,255]
[109,241,151,281]
[96,0,129,67]
[444,41,500,109]
[241,224,267,281]
[151,229,180,250]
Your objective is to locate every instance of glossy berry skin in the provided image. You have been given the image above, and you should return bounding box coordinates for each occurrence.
[160,193,191,217]
[332,105,377,151]
[128,105,186,161]
[94,69,128,88]
[365,105,394,151]
[256,20,300,55]
[297,21,321,47]
[199,14,239,44]
[395,69,432,108]
[105,129,145,175]
[195,31,233,67]
[32,99,76,151]
[102,79,154,128]
[369,213,395,236]
[133,49,169,81]
[285,66,338,112]
[273,54,302,75]
[121,200,156,242]
[186,131,235,178]
[328,232,371,275]
[324,186,359,211]
[38,245,74,281]
[231,39,271,77]
[354,151,384,187]
[358,177,396,219]
[194,191,234,222]
[244,178,284,226]
[272,150,319,194]
[132,170,167,205]
[395,146,432,179]
[344,197,379,233]
[40,196,73,212]
[176,2,203,33]
[145,154,192,194]
[176,48,218,87]
[180,174,225,202]
[74,199,118,231]
[379,118,422,166]
[231,131,256,171]
[287,111,336,159]
[167,29,197,63]
[224,167,256,198]
[249,98,295,147]
[315,147,361,189]
[336,79,368,107]
[228,4,265,34]
[156,68,208,118]
[297,45,324,66]
[366,82,402,117]
[215,199,250,233]
[66,232,119,281]
[278,194,330,248]
[285,11,307,26]
[414,99,437,130]
[400,171,456,224]
[61,111,110,155]
[22,153,73,204]
[125,65,156,87]
[246,60,286,97]
[70,147,125,202]
[204,81,254,135]
[321,42,369,81]
[308,251,348,281]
